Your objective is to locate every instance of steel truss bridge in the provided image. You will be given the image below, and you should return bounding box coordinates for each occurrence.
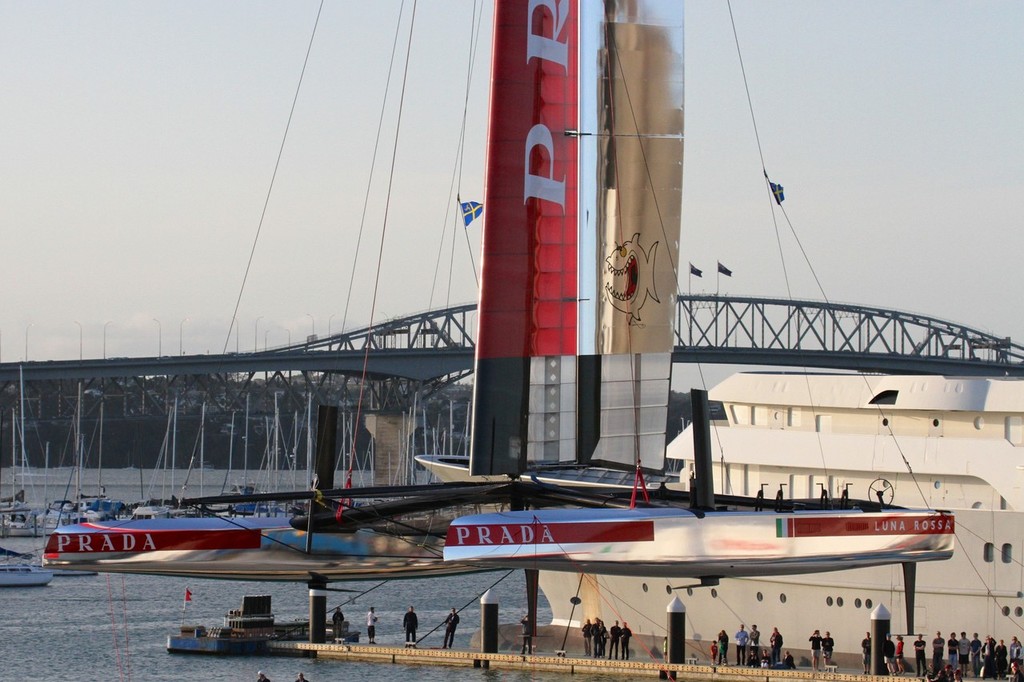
[2,295,1023,421]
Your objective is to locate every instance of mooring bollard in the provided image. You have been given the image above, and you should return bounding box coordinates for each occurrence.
[662,595,686,680]
[871,603,892,676]
[477,589,499,668]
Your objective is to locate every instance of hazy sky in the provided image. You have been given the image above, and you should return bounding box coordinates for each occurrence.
[0,1,1021,365]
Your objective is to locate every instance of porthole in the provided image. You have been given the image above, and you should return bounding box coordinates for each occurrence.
[974,416,985,430]
[1002,544,1013,563]
[666,585,673,595]
[865,599,873,609]
[826,596,834,606]
[642,583,649,593]
[837,597,844,607]
[934,480,942,490]
[1003,607,1011,617]
[711,588,718,598]
[756,592,764,602]
[780,593,787,604]
[984,543,995,563]
[687,587,694,597]
[855,598,862,608]
[882,418,889,427]
[1016,607,1023,618]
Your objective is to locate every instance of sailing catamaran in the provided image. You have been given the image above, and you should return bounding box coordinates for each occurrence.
[44,1,953,603]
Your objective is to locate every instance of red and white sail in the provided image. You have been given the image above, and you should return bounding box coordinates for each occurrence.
[471,0,683,476]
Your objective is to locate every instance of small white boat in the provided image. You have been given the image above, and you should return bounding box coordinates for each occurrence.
[0,564,53,587]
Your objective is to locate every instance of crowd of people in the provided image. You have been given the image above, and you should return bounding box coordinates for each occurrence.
[580,617,633,660]
[875,632,1024,681]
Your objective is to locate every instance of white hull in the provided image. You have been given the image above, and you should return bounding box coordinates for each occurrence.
[543,374,1024,658]
[0,565,53,587]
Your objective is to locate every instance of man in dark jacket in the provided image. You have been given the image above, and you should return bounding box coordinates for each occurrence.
[403,606,418,647]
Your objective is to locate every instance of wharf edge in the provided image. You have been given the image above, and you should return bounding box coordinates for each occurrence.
[270,641,872,680]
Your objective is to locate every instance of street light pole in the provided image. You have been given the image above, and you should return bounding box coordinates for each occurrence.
[152,318,162,357]
[103,321,113,359]
[73,320,83,360]
[254,316,263,352]
[179,318,189,356]
[305,313,315,338]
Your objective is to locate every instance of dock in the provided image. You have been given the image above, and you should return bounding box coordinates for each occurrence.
[268,641,868,680]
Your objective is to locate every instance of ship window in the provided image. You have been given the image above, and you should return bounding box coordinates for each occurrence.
[1003,607,1011,617]
[1002,544,1013,563]
[687,588,694,597]
[974,416,985,430]
[869,390,899,405]
[865,599,873,609]
[933,419,940,427]
[666,585,673,595]
[984,543,995,562]
[837,597,844,607]
[882,418,889,427]
[1016,608,1023,618]
[855,599,863,608]
[780,594,787,604]
[711,589,718,599]
[756,592,764,602]
[826,597,834,606]
[642,583,649,593]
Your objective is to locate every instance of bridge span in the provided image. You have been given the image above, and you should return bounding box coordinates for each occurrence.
[1,295,1022,419]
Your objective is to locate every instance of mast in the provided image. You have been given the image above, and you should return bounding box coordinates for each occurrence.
[470,1,683,476]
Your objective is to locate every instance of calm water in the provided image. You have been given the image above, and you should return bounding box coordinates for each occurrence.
[0,469,604,682]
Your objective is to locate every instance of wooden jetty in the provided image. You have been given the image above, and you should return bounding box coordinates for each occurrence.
[269,641,869,680]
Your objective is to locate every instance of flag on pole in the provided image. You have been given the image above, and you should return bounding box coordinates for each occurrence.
[689,263,703,278]
[717,262,733,277]
[770,180,785,205]
[184,588,192,605]
[460,200,483,226]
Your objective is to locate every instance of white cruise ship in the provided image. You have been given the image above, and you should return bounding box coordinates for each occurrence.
[539,372,1024,659]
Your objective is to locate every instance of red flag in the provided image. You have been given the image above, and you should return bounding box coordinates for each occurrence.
[184,588,192,603]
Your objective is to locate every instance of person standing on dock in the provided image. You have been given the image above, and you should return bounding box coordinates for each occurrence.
[442,608,460,649]
[935,632,948,673]
[366,607,378,644]
[750,625,761,652]
[331,607,344,642]
[582,618,593,656]
[862,633,873,675]
[809,629,823,672]
[608,620,621,659]
[916,634,929,676]
[403,606,418,647]
[770,627,784,667]
[620,622,632,661]
[736,624,749,666]
[520,614,533,655]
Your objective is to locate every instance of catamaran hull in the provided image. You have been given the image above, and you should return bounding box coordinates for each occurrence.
[43,518,474,581]
[444,508,954,577]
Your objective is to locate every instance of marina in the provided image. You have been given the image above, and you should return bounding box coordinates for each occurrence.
[0,1,1021,680]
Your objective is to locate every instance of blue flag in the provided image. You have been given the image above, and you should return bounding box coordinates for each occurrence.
[460,201,483,226]
[770,181,785,205]
[689,263,703,278]
[717,262,732,277]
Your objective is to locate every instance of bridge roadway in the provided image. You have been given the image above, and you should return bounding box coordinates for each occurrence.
[2,295,1022,416]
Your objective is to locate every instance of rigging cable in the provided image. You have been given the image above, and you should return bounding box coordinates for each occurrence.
[221,0,325,355]
[428,0,484,309]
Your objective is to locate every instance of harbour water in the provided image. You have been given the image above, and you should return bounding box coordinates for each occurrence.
[0,468,598,682]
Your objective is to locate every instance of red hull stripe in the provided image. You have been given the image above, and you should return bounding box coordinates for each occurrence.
[44,527,264,554]
[778,514,955,538]
[447,520,654,547]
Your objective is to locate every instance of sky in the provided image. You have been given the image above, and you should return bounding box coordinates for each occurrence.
[0,1,1021,368]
